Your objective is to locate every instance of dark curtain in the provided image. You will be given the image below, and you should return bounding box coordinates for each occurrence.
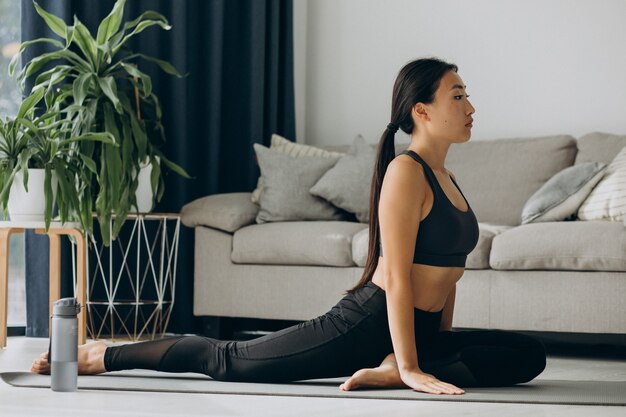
[22,0,295,336]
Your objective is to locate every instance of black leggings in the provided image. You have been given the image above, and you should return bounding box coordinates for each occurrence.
[104,281,546,387]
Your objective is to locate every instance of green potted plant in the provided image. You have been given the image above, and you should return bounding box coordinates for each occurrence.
[10,0,190,244]
[0,87,115,231]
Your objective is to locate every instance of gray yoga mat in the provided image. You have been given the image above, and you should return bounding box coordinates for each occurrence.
[1,371,625,406]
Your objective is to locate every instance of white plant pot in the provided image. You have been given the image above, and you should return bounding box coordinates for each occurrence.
[7,169,58,222]
[134,159,156,213]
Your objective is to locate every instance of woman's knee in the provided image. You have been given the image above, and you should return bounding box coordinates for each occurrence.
[518,334,547,382]
[464,330,547,385]
[159,336,236,381]
[489,330,547,383]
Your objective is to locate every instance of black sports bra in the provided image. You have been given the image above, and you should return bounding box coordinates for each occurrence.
[379,150,479,267]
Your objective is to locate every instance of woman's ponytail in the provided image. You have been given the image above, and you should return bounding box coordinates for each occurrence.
[346,57,458,294]
[345,123,397,294]
[386,123,399,134]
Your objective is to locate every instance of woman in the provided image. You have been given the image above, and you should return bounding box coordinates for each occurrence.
[31,57,546,395]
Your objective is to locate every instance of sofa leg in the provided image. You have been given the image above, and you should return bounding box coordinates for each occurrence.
[201,316,233,339]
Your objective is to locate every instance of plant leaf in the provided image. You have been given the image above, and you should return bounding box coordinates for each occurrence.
[19,118,40,136]
[44,166,53,230]
[97,76,122,113]
[129,111,147,159]
[149,93,162,120]
[0,168,17,209]
[111,206,128,238]
[59,131,116,146]
[150,156,160,202]
[17,88,45,120]
[95,178,111,246]
[119,62,152,97]
[42,71,70,109]
[33,1,68,39]
[96,0,126,45]
[8,37,65,76]
[156,173,164,202]
[56,175,69,222]
[78,182,94,236]
[33,65,72,88]
[127,53,183,77]
[112,20,172,56]
[72,18,98,68]
[65,25,74,47]
[54,164,79,223]
[78,97,100,136]
[21,50,70,80]
[97,214,111,247]
[158,152,192,179]
[79,154,98,175]
[73,72,93,106]
[122,10,168,32]
[121,117,133,173]
[103,105,122,204]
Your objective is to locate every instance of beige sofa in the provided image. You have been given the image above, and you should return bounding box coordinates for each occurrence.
[181,133,626,338]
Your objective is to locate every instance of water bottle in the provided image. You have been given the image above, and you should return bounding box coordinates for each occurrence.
[49,297,81,392]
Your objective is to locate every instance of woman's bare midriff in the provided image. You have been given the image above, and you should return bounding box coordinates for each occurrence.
[371,261,463,312]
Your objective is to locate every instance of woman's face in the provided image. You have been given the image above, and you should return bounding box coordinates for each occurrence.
[416,70,475,142]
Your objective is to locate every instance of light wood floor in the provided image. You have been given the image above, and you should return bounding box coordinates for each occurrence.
[1,336,625,417]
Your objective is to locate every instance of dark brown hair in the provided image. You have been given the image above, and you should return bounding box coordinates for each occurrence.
[346,57,458,294]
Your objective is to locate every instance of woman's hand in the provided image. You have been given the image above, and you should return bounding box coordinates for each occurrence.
[401,369,465,395]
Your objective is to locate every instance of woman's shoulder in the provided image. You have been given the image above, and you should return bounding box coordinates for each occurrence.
[381,156,429,201]
[378,156,427,228]
[386,154,428,184]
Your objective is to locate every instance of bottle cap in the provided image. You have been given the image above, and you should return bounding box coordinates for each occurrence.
[52,297,82,317]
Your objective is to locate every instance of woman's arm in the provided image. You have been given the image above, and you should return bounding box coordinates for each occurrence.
[377,158,427,375]
[372,160,465,394]
[439,284,456,332]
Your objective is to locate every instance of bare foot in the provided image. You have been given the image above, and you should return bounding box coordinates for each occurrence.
[30,340,109,375]
[339,364,407,391]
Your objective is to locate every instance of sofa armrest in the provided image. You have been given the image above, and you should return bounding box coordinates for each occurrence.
[181,192,259,233]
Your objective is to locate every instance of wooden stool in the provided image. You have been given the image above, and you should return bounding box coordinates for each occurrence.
[0,221,87,348]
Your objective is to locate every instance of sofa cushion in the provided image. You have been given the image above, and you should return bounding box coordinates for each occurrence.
[465,223,514,270]
[232,221,368,266]
[521,162,608,224]
[575,132,626,164]
[253,144,349,223]
[180,192,259,233]
[351,222,512,269]
[444,135,577,226]
[251,134,344,203]
[310,135,376,223]
[577,146,626,222]
[351,227,370,267]
[490,221,626,271]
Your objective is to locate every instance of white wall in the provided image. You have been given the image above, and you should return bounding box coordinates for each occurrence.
[294,0,626,146]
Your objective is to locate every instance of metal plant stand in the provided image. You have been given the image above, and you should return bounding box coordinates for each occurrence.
[86,213,180,342]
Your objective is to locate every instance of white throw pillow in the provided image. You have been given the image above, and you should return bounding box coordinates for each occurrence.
[577,145,626,221]
[251,134,344,203]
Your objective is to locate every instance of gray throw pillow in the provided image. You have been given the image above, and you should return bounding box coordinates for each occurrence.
[309,135,376,223]
[251,134,344,203]
[521,161,608,224]
[253,143,347,223]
